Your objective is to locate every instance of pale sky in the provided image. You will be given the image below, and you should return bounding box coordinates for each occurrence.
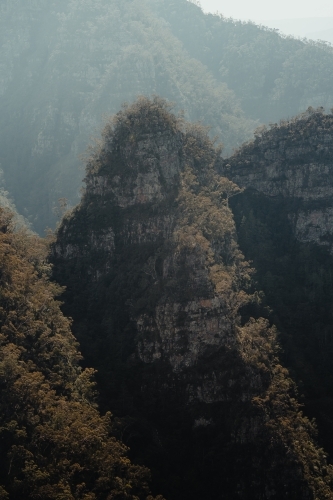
[199,0,333,21]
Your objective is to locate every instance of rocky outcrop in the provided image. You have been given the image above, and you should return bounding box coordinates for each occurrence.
[137,297,232,373]
[221,109,333,251]
[53,100,238,393]
[292,207,333,246]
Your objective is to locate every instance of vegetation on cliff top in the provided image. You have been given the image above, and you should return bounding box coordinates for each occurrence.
[151,0,333,122]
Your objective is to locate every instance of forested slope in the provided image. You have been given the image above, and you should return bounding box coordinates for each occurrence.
[152,0,333,121]
[0,207,163,500]
[52,97,333,500]
[2,0,333,232]
[0,0,251,233]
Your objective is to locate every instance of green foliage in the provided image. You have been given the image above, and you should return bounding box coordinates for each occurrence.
[232,190,333,453]
[86,96,183,178]
[234,318,333,499]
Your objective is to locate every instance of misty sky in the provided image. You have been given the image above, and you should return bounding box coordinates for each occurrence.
[199,0,333,21]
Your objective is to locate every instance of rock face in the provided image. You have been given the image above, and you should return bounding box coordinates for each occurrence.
[53,98,240,394]
[221,109,333,251]
[52,98,333,500]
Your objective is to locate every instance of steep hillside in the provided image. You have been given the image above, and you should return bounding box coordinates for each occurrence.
[220,108,333,456]
[2,0,333,232]
[152,0,333,121]
[52,98,333,500]
[0,0,251,233]
[0,207,162,500]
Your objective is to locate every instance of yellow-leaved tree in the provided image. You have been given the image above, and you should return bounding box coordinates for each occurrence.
[0,208,164,500]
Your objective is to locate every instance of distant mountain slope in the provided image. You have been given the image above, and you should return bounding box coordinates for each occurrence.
[2,0,333,233]
[0,0,251,233]
[259,17,333,42]
[307,28,333,45]
[151,1,333,120]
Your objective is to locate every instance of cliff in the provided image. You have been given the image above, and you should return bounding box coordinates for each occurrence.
[52,98,333,500]
[221,109,333,251]
[220,108,333,459]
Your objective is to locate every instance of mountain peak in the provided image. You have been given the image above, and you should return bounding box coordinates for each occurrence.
[85,97,184,207]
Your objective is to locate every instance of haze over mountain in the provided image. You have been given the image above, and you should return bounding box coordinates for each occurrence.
[260,18,333,44]
[199,0,333,22]
[199,1,333,43]
[2,0,333,232]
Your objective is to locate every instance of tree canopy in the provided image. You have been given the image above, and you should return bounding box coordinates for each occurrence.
[0,207,163,500]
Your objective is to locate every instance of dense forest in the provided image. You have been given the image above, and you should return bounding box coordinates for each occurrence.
[151,1,333,121]
[0,207,166,499]
[3,0,333,498]
[1,0,333,232]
